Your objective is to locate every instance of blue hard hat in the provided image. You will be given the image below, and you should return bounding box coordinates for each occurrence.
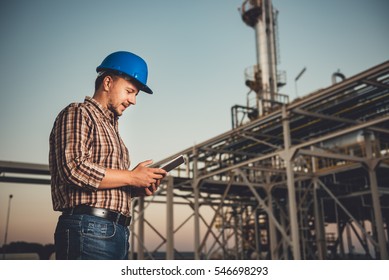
[96,51,153,94]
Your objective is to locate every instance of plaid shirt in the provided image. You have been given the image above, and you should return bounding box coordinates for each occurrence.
[49,96,132,216]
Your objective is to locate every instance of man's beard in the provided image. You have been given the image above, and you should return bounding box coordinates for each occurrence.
[108,104,123,117]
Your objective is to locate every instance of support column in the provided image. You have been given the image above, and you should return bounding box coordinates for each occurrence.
[137,196,145,260]
[166,176,174,260]
[281,105,301,259]
[280,210,288,259]
[311,147,327,259]
[313,182,327,259]
[233,209,240,259]
[267,185,279,259]
[254,208,261,259]
[364,132,388,259]
[192,147,201,260]
[129,198,137,260]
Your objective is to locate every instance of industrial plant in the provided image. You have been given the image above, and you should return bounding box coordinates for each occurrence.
[1,0,388,260]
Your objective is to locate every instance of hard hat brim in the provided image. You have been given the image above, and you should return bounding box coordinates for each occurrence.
[96,68,153,94]
[141,84,153,94]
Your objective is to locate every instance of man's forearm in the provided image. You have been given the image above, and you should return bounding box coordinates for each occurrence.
[98,162,167,190]
[98,169,133,189]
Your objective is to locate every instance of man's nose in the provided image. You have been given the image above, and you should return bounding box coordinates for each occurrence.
[128,94,136,105]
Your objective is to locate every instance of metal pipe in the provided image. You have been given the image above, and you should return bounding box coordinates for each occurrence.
[254,0,278,110]
[332,71,346,84]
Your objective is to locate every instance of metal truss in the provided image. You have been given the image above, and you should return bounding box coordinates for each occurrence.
[1,61,388,260]
[140,60,389,260]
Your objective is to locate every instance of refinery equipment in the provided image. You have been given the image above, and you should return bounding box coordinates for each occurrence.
[232,0,288,128]
[1,0,388,260]
[126,0,389,260]
[139,60,389,260]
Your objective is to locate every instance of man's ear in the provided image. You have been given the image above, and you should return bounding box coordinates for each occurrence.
[103,75,113,91]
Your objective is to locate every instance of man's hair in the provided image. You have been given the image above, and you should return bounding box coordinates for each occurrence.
[95,71,116,91]
[94,70,141,92]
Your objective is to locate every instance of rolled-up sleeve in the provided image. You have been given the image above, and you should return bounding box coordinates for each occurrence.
[54,105,105,191]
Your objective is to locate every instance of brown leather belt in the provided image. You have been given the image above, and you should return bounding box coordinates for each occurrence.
[62,205,131,227]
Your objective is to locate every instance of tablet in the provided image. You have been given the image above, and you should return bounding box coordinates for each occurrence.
[160,155,185,172]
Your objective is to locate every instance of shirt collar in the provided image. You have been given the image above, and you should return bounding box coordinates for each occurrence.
[84,96,118,123]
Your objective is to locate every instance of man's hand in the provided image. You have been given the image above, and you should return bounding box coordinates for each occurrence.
[129,160,167,195]
[97,160,167,193]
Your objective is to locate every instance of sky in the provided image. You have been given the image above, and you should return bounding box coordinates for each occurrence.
[0,0,388,252]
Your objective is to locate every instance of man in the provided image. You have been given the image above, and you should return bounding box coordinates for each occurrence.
[49,51,167,260]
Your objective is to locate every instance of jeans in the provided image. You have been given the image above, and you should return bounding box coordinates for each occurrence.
[54,213,130,260]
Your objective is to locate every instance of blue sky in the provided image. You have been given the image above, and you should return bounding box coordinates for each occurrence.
[0,0,388,248]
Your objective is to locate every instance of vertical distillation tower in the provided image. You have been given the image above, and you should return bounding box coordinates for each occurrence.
[240,0,287,117]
